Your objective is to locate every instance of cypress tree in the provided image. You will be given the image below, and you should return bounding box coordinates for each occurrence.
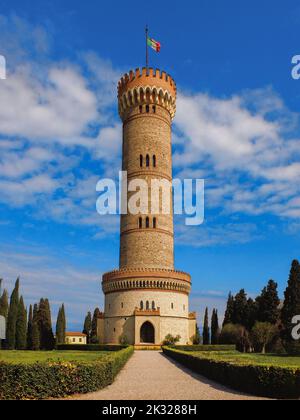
[223,293,235,327]
[91,308,101,343]
[193,323,201,345]
[245,298,258,331]
[203,307,210,345]
[16,296,27,350]
[32,303,40,350]
[56,305,66,345]
[233,289,248,327]
[0,288,9,319]
[281,260,300,341]
[27,304,33,350]
[6,278,20,349]
[61,304,66,344]
[83,311,92,344]
[211,309,220,345]
[257,280,280,324]
[42,299,55,350]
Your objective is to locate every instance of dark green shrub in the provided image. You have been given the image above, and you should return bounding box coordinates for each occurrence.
[56,344,127,351]
[174,345,236,352]
[0,346,133,400]
[162,347,300,399]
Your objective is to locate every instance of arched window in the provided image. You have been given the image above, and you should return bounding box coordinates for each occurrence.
[152,105,156,113]
[146,217,150,228]
[171,303,174,309]
[153,217,157,229]
[153,155,156,167]
[146,154,150,167]
[139,217,143,229]
[140,155,143,167]
[152,301,155,310]
[146,105,150,113]
[139,105,143,113]
[146,301,150,310]
[140,301,143,310]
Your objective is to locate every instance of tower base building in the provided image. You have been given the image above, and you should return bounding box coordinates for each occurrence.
[100,68,196,345]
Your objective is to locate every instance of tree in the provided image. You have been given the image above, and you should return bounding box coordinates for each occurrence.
[56,305,66,345]
[281,260,300,342]
[192,324,201,345]
[223,292,235,327]
[233,289,248,327]
[27,304,33,350]
[83,311,92,344]
[245,298,258,331]
[16,296,27,350]
[219,323,243,345]
[91,308,101,344]
[32,304,40,351]
[38,298,55,350]
[202,308,210,345]
[211,309,220,345]
[251,322,276,354]
[162,334,181,346]
[257,280,280,324]
[0,280,8,319]
[6,278,20,349]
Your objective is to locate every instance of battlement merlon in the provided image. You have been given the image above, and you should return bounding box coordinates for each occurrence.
[117,67,177,121]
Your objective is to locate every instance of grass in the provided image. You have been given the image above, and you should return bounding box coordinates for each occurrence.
[0,350,109,364]
[190,351,300,368]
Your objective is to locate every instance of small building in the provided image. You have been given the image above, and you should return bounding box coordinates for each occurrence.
[65,332,87,345]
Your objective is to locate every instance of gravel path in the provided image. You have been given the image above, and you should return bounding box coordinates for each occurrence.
[68,351,266,400]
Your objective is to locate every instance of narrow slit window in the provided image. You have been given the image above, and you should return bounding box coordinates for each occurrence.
[153,217,157,229]
[146,154,150,167]
[140,301,143,310]
[153,155,156,167]
[152,301,155,310]
[146,217,150,228]
[139,217,143,229]
[152,105,156,113]
[140,154,143,167]
[146,105,150,113]
[139,105,143,113]
[146,301,150,310]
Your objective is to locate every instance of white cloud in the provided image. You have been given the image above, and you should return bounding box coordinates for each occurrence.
[174,88,300,221]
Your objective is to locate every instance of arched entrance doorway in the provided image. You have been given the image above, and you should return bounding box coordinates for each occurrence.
[140,321,155,343]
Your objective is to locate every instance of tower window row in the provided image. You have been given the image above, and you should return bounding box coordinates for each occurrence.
[140,301,156,310]
[140,154,156,168]
[138,216,157,229]
[139,104,156,114]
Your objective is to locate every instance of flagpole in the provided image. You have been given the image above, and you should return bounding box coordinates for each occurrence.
[145,25,149,68]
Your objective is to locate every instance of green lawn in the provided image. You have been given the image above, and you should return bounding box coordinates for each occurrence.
[0,350,109,364]
[191,351,300,369]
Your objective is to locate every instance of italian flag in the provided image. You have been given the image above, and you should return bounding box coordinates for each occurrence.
[147,37,161,52]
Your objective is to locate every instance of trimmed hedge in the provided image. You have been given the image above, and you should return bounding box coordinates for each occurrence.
[56,344,127,352]
[162,346,300,399]
[0,346,133,400]
[174,345,236,352]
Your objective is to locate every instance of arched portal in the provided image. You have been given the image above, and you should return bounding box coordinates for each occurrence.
[140,321,155,344]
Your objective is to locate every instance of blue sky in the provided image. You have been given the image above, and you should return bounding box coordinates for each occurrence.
[0,0,300,330]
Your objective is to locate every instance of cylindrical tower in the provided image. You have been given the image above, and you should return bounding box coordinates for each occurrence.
[101,67,195,346]
[119,67,176,270]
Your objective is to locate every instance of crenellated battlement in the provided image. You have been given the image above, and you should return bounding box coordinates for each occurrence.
[117,67,177,120]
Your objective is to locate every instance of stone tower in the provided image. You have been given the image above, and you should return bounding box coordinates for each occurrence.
[101,67,196,346]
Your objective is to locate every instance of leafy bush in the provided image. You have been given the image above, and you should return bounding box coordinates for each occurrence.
[162,346,300,399]
[56,344,127,352]
[119,334,129,346]
[0,346,133,400]
[162,334,181,346]
[174,345,236,352]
